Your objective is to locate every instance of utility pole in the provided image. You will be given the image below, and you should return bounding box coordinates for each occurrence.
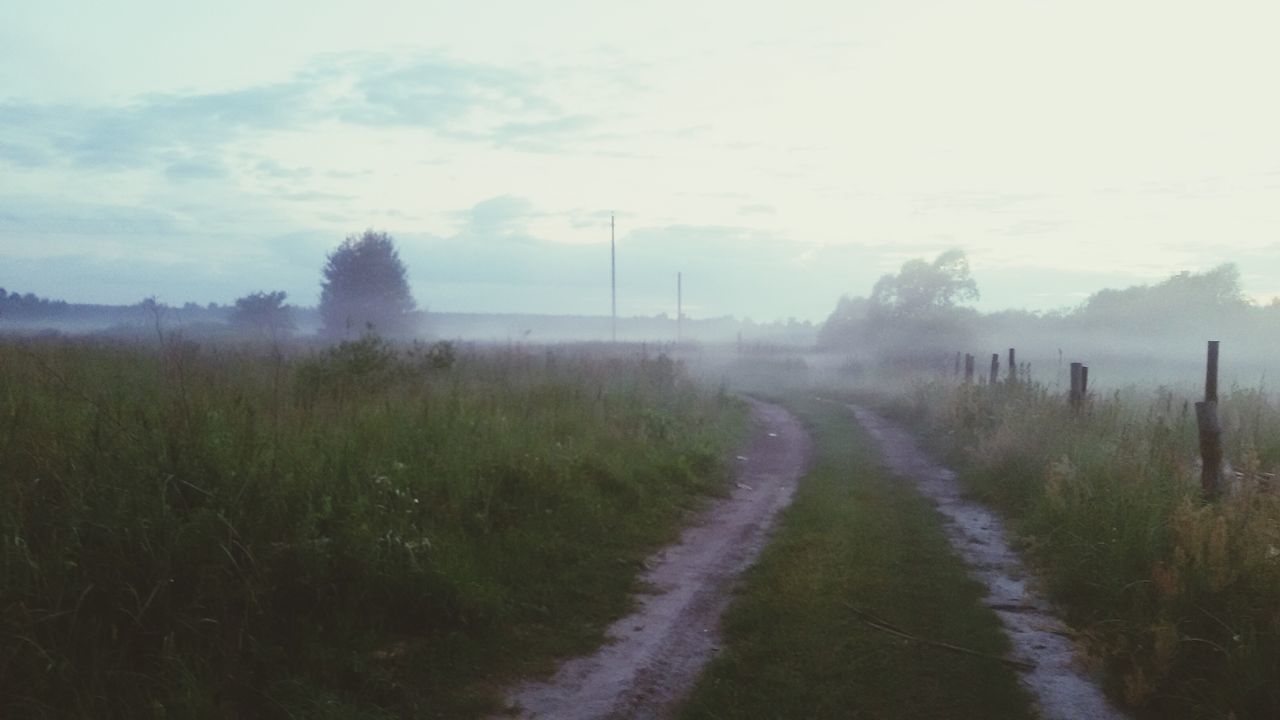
[611,213,616,342]
[677,272,683,342]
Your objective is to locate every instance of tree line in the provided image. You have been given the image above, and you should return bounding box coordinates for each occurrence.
[1,230,418,339]
[819,250,1270,364]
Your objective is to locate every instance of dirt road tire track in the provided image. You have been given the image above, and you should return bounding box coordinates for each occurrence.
[498,398,811,720]
[850,403,1128,720]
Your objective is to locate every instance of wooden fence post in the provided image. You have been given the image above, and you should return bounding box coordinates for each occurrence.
[1205,340,1219,403]
[990,353,999,386]
[1081,365,1089,401]
[964,354,974,384]
[1069,362,1082,411]
[1008,348,1016,383]
[1196,340,1223,500]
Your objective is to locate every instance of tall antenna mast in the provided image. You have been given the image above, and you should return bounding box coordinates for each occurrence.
[611,212,616,342]
[677,272,682,342]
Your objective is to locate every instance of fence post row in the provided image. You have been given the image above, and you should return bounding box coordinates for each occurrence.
[952,340,1222,499]
[1196,340,1223,500]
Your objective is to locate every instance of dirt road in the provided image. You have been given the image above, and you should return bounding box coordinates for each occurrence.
[499,398,811,720]
[850,404,1128,720]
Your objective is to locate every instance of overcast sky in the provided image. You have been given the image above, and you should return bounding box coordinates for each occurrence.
[3,0,1279,321]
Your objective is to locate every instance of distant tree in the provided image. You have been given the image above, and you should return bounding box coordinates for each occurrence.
[868,249,979,319]
[1074,263,1249,330]
[231,291,295,337]
[817,295,870,349]
[0,289,69,320]
[826,249,982,365]
[319,230,417,337]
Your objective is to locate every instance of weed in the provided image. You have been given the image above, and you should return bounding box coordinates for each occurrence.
[871,378,1280,718]
[0,337,746,718]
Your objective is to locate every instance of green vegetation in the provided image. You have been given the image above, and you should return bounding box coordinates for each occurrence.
[818,261,1280,389]
[320,230,418,338]
[819,249,980,362]
[877,379,1280,718]
[680,396,1034,720]
[0,336,746,718]
[230,291,295,338]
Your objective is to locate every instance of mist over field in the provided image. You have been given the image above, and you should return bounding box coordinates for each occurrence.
[6,2,1280,719]
[4,252,1273,398]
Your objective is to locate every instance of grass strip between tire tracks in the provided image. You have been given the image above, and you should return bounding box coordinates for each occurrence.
[679,396,1036,720]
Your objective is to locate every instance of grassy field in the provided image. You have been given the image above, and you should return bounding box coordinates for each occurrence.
[0,335,747,718]
[873,378,1280,719]
[679,396,1035,720]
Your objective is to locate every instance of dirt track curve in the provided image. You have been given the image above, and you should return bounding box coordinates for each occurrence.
[499,398,811,720]
[850,404,1128,720]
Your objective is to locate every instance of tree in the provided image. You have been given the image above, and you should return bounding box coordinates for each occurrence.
[319,230,417,337]
[1074,263,1249,331]
[817,295,870,349]
[868,248,979,319]
[852,249,980,365]
[231,290,295,337]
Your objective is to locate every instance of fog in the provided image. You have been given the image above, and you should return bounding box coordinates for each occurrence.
[6,255,1274,402]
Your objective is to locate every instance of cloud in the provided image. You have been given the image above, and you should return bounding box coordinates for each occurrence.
[0,81,315,171]
[341,57,551,125]
[164,158,227,182]
[0,252,319,307]
[0,196,181,241]
[340,56,602,152]
[0,52,595,175]
[318,210,901,319]
[4,189,1225,320]
[0,140,49,167]
[485,115,596,152]
[459,194,537,235]
[320,202,843,318]
[399,197,599,291]
[252,158,313,180]
[277,190,355,203]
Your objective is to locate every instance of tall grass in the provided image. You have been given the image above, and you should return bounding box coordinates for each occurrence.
[876,378,1280,719]
[0,336,745,718]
